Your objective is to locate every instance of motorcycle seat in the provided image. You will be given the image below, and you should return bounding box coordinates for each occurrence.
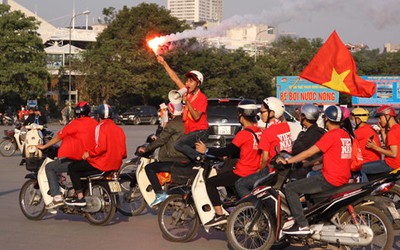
[80,171,118,181]
[308,182,366,200]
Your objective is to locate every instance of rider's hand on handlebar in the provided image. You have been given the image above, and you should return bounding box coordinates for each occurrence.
[275,156,288,165]
[195,140,206,154]
[36,144,45,150]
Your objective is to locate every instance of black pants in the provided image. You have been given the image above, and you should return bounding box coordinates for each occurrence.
[145,161,174,194]
[206,170,241,206]
[68,160,102,194]
[285,174,335,227]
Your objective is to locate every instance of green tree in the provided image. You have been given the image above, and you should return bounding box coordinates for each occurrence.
[0,4,49,101]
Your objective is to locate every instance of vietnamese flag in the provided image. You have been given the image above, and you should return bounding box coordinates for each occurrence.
[300,30,376,97]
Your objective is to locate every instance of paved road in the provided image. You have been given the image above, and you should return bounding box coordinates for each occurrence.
[0,124,399,250]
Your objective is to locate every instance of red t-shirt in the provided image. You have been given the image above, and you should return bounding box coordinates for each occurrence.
[183,90,208,133]
[385,123,400,169]
[259,122,292,168]
[315,128,351,186]
[57,117,98,160]
[354,124,381,163]
[232,125,262,177]
[87,119,127,171]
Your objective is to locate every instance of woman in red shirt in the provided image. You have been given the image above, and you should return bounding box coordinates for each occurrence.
[361,105,400,181]
[351,107,381,163]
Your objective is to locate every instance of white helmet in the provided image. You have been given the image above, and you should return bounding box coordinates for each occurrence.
[168,102,183,116]
[185,70,204,85]
[262,97,285,118]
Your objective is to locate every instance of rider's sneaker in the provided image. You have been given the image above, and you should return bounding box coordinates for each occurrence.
[204,214,227,227]
[282,224,312,235]
[65,197,86,207]
[45,199,64,209]
[150,192,168,207]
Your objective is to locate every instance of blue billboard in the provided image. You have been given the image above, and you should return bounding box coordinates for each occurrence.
[276,76,339,105]
[352,76,400,106]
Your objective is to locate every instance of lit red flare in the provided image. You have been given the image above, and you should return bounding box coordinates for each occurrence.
[147,36,166,56]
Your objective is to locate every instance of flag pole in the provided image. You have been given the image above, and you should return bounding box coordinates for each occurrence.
[282,77,300,101]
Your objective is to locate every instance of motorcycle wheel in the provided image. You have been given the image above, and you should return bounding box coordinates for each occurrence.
[117,160,147,216]
[158,194,199,242]
[382,184,400,213]
[339,205,394,250]
[226,202,275,250]
[118,160,139,189]
[117,178,146,216]
[19,179,47,220]
[84,183,116,226]
[0,139,17,157]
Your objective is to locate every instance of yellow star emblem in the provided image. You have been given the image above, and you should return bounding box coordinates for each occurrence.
[322,68,350,93]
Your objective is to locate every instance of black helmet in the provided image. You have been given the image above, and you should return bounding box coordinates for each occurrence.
[300,104,319,121]
[97,104,113,119]
[74,101,91,118]
[238,99,258,117]
[324,105,342,123]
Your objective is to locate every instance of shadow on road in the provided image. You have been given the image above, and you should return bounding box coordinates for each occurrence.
[0,188,20,197]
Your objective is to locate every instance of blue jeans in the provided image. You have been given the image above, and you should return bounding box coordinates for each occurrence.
[45,158,74,197]
[285,174,335,227]
[361,160,393,182]
[175,130,208,161]
[235,168,270,198]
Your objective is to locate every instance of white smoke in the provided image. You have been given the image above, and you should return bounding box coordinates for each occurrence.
[161,0,400,43]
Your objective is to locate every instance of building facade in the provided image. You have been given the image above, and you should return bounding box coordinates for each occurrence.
[5,0,105,106]
[167,0,223,23]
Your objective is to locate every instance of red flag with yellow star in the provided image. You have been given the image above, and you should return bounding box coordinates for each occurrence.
[300,31,376,97]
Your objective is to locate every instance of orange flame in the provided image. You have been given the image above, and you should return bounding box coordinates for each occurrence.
[147,36,166,55]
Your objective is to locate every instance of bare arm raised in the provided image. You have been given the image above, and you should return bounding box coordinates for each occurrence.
[157,56,185,89]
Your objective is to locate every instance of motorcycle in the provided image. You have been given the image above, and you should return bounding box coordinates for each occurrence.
[0,122,26,157]
[18,147,121,226]
[117,154,173,216]
[117,133,178,216]
[226,150,397,250]
[1,112,17,126]
[157,155,236,242]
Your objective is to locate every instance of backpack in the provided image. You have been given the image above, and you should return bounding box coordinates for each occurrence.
[350,136,364,172]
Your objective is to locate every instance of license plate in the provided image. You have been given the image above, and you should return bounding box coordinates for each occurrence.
[387,206,400,220]
[218,126,231,135]
[122,118,128,120]
[108,181,122,193]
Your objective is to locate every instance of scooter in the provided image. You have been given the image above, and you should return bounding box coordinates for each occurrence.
[226,150,398,250]
[19,147,121,226]
[2,112,17,126]
[117,148,174,216]
[0,122,26,157]
[157,155,235,242]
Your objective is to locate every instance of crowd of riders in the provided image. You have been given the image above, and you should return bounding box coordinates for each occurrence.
[32,55,400,237]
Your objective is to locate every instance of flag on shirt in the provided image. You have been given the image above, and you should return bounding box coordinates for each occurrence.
[300,30,376,97]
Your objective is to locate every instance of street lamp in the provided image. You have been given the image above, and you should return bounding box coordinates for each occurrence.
[68,10,90,104]
[254,27,273,62]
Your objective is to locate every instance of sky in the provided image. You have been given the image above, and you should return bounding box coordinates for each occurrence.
[15,0,400,50]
